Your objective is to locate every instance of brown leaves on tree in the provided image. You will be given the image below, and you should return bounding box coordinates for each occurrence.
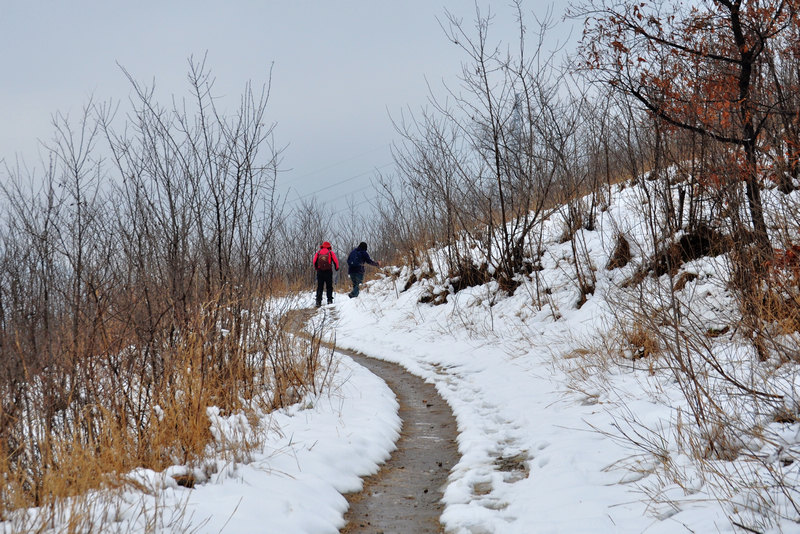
[573,0,800,253]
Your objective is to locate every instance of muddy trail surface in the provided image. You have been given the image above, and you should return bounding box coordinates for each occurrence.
[287,309,460,533]
[339,349,459,533]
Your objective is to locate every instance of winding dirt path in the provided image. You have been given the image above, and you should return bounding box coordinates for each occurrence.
[287,309,460,533]
[337,348,459,533]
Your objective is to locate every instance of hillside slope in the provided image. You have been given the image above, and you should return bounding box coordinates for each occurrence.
[331,180,800,533]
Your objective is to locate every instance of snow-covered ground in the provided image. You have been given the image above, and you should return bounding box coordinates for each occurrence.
[304,182,796,533]
[323,218,739,531]
[327,271,736,534]
[8,183,800,533]
[5,347,400,534]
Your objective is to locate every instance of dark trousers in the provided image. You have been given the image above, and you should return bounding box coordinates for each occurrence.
[316,270,334,305]
[348,272,364,298]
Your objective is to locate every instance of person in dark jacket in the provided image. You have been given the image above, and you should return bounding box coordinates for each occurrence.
[346,242,379,298]
[313,241,340,307]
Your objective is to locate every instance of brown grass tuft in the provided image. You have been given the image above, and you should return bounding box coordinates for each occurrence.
[606,233,632,270]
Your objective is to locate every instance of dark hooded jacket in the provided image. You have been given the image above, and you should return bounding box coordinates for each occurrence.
[347,242,378,275]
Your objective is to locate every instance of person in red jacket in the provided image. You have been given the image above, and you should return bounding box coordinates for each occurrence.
[313,241,340,307]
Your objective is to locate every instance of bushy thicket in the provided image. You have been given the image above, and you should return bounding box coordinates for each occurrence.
[0,60,328,519]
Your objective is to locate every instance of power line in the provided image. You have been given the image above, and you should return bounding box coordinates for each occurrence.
[325,183,375,205]
[290,143,391,181]
[328,194,379,217]
[288,186,378,217]
[287,161,394,205]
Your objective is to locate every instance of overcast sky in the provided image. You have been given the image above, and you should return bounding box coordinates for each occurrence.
[1,1,571,212]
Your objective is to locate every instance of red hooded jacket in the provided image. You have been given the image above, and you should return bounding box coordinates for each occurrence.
[313,242,340,271]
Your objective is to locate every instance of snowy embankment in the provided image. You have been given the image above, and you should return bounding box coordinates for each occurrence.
[2,349,400,534]
[328,181,800,533]
[333,275,733,533]
[170,361,400,534]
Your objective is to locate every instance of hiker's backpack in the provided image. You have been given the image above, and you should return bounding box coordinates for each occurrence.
[317,249,332,270]
[347,249,359,267]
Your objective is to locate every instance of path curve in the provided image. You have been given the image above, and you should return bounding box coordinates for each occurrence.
[287,308,460,533]
[337,347,459,533]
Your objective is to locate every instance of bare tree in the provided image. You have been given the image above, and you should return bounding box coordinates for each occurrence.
[0,59,327,518]
[388,2,582,302]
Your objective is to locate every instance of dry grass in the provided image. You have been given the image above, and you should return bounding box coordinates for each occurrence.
[606,232,632,271]
[0,290,326,529]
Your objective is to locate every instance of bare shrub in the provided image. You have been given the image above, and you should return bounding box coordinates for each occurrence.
[0,59,328,522]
